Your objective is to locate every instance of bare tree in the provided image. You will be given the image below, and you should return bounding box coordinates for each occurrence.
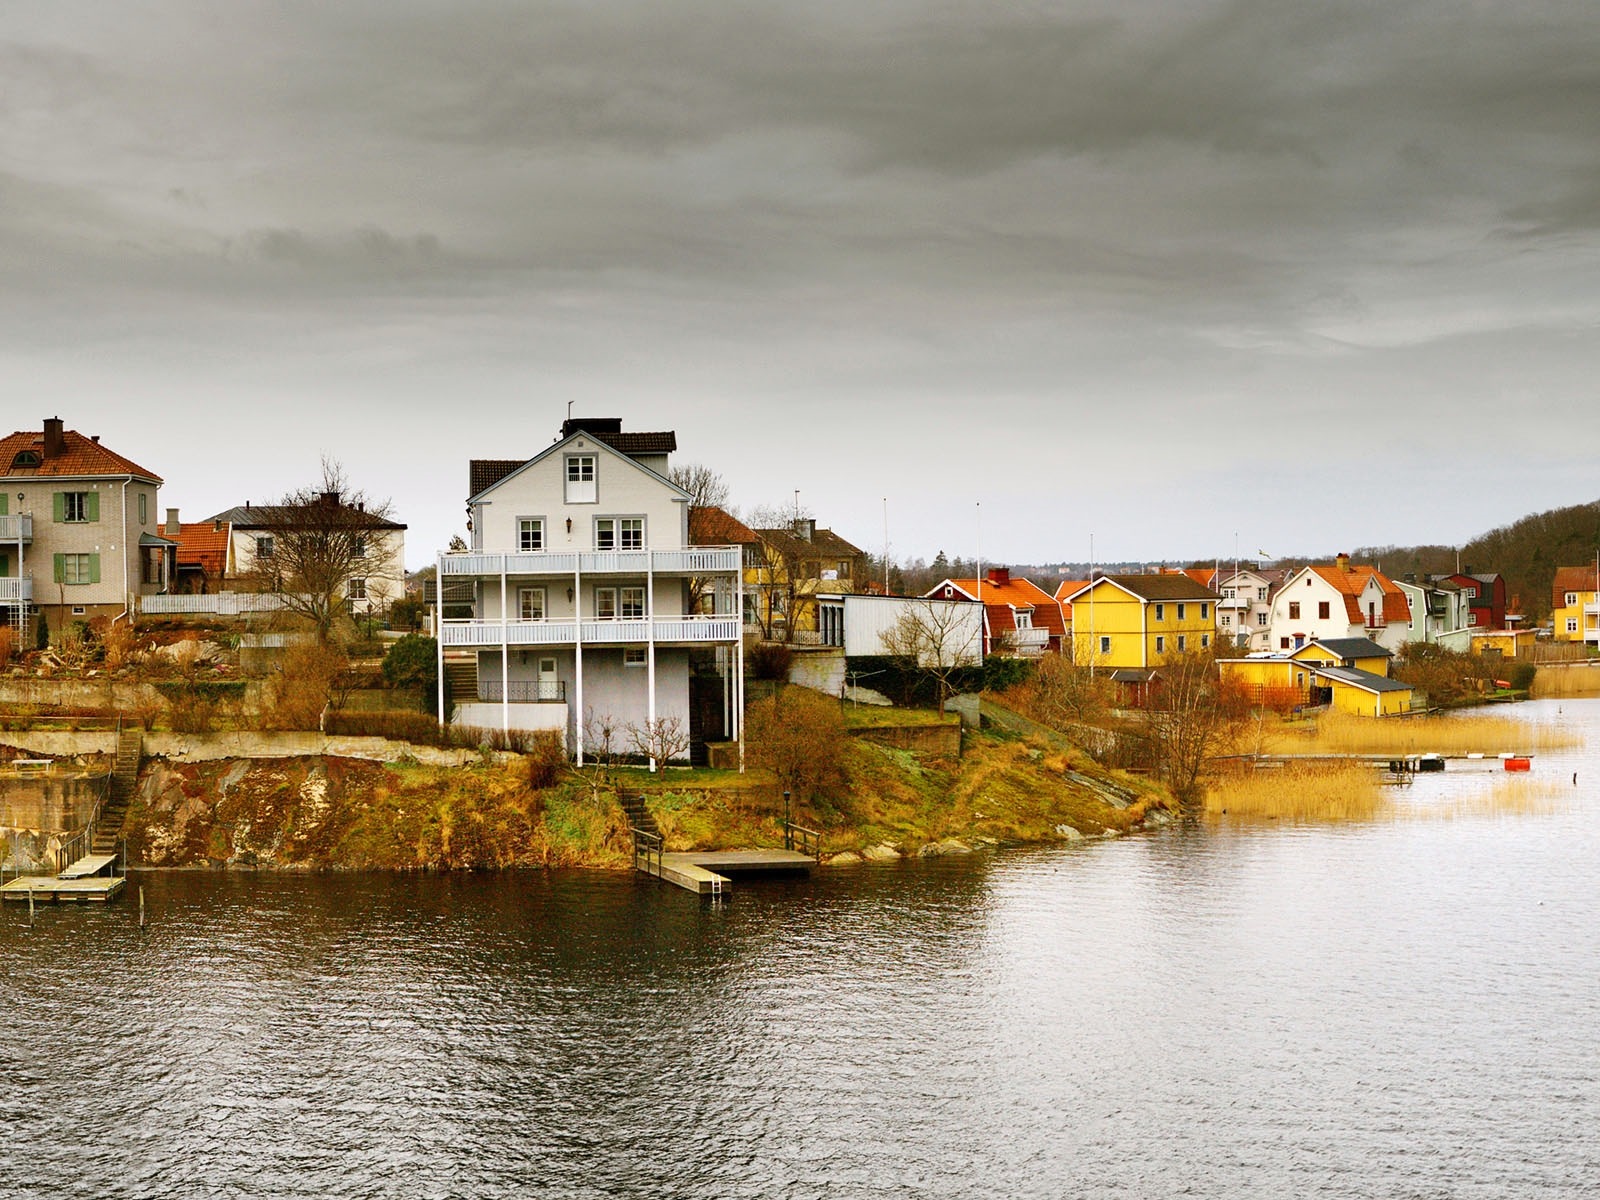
[582,708,624,767]
[746,503,817,643]
[627,716,693,770]
[669,462,730,519]
[241,459,398,643]
[880,599,982,713]
[1143,648,1251,809]
[1028,651,1111,729]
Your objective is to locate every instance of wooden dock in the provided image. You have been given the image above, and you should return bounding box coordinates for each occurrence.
[2,874,126,903]
[2,852,126,904]
[634,842,816,895]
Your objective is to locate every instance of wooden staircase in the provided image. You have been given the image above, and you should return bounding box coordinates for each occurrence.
[618,793,661,842]
[442,654,478,706]
[91,724,143,857]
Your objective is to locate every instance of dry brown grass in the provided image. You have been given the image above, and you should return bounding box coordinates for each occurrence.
[1205,762,1386,822]
[1529,663,1600,699]
[1278,710,1579,756]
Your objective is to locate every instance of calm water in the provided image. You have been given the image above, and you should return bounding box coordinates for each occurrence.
[4,700,1599,1198]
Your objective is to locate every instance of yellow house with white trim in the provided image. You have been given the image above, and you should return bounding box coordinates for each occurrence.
[1063,574,1217,669]
[1288,637,1393,677]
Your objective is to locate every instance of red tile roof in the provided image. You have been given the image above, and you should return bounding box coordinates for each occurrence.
[1552,565,1600,609]
[1,427,162,482]
[1308,563,1410,625]
[935,575,1067,638]
[689,505,757,545]
[172,522,230,579]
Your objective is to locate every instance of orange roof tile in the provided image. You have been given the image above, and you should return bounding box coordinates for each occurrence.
[939,575,1067,638]
[0,427,162,483]
[1552,565,1600,609]
[172,522,230,578]
[688,505,757,545]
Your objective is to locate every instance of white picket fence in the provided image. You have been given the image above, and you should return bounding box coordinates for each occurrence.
[138,592,308,616]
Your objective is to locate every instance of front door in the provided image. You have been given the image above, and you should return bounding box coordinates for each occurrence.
[537,657,558,702]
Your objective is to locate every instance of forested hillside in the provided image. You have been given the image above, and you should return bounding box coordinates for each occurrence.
[1356,499,1600,621]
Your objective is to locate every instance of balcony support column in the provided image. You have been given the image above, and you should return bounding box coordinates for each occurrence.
[500,570,510,732]
[574,559,584,766]
[736,559,745,773]
[435,553,447,726]
[647,554,657,771]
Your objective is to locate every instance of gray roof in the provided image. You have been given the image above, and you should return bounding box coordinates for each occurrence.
[206,503,405,531]
[1313,666,1412,694]
[1306,637,1392,660]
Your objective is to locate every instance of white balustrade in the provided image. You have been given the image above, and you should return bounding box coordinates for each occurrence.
[0,515,32,541]
[0,577,32,602]
[438,546,739,577]
[438,615,740,648]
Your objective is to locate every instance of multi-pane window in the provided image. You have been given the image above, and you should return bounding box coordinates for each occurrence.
[1257,612,1269,626]
[256,536,275,560]
[519,587,546,621]
[60,554,93,584]
[1200,603,1209,620]
[1177,635,1187,652]
[1015,609,1033,629]
[595,517,644,551]
[1201,634,1210,648]
[620,586,645,618]
[595,588,618,619]
[1154,604,1165,621]
[565,455,597,503]
[1257,587,1268,600]
[1156,635,1166,654]
[352,537,368,559]
[623,648,647,666]
[348,578,367,600]
[62,492,89,522]
[1566,593,1578,606]
[1177,603,1187,621]
[1568,618,1579,633]
[1289,602,1301,619]
[518,518,544,552]
[1318,601,1330,619]
[1221,614,1232,628]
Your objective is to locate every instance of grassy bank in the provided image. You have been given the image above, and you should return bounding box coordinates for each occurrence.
[120,726,1168,871]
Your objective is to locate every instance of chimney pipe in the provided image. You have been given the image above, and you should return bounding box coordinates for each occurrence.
[43,417,64,459]
[165,508,180,537]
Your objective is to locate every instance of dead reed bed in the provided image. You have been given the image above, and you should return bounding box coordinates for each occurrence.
[1204,762,1386,822]
[1529,662,1600,699]
[1415,778,1574,821]
[1287,710,1580,756]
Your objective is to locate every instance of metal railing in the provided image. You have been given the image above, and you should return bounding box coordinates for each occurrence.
[50,716,121,874]
[632,827,664,878]
[784,820,821,861]
[477,679,566,703]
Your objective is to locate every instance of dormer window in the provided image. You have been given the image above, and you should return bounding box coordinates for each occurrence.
[11,451,39,469]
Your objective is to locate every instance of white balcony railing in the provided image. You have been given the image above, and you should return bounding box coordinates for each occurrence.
[439,546,740,578]
[0,515,32,542]
[438,615,740,648]
[1001,627,1050,652]
[0,577,32,603]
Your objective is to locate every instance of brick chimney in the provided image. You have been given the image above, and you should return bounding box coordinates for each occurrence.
[43,417,64,459]
[1335,552,1350,571]
[987,567,1011,586]
[165,508,181,536]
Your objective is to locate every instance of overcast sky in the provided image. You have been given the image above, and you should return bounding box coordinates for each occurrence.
[5,1,1599,570]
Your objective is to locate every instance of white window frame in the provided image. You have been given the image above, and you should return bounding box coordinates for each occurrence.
[348,577,367,601]
[1177,603,1187,621]
[61,553,93,585]
[1155,635,1166,654]
[1154,603,1165,621]
[352,536,368,560]
[1201,634,1210,648]
[1177,635,1187,652]
[1567,618,1578,633]
[595,587,618,620]
[1566,592,1577,607]
[63,492,89,523]
[1257,612,1269,627]
[518,586,546,621]
[1015,608,1033,629]
[623,648,647,667]
[565,455,597,504]
[620,586,645,619]
[1200,603,1209,620]
[518,518,545,553]
[1099,636,1111,655]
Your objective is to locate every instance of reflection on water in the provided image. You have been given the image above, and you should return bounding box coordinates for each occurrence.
[5,699,1599,1197]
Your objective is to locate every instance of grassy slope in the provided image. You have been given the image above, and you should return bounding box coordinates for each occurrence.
[122,727,1167,870]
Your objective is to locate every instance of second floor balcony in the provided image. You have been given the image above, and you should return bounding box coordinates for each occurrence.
[0,514,32,542]
[0,577,32,603]
[439,614,740,649]
[440,546,740,579]
[998,626,1050,655]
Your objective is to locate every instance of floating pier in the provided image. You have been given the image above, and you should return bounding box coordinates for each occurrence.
[1,854,126,904]
[632,828,818,895]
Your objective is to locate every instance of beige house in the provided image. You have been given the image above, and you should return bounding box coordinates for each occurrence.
[207,496,407,617]
[1,417,171,639]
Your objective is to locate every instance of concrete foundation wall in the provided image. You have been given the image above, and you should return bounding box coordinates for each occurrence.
[1,770,109,832]
[0,730,487,768]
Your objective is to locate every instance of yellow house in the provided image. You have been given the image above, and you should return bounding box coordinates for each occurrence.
[1288,637,1393,677]
[1550,566,1599,646]
[1218,655,1414,716]
[742,517,867,640]
[1064,574,1217,669]
[1218,656,1313,707]
[1467,628,1537,660]
[1315,666,1415,717]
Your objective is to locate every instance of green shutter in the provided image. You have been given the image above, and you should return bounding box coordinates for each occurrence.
[0,553,9,576]
[0,494,8,516]
[53,493,65,523]
[85,492,99,523]
[89,554,101,585]
[53,553,65,582]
